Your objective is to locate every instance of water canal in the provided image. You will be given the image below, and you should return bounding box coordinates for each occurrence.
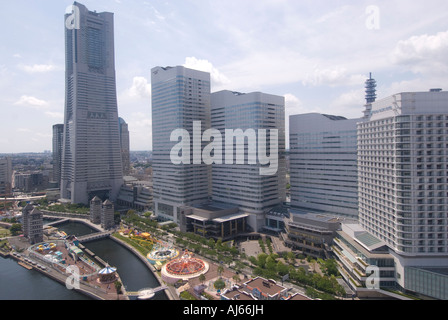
[0,220,168,300]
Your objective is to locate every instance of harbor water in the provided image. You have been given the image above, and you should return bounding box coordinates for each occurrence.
[0,220,168,300]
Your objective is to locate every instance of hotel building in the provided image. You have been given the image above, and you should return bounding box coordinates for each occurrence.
[357,89,448,299]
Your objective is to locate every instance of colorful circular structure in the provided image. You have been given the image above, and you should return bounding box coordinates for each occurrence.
[146,244,179,265]
[161,250,209,284]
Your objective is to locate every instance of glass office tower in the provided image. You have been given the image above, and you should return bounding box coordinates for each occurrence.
[211,90,286,231]
[61,2,123,205]
[151,66,211,223]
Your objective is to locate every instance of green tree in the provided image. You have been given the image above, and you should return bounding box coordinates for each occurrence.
[214,278,225,290]
[114,281,122,299]
[10,224,22,236]
[199,273,206,285]
[217,265,224,278]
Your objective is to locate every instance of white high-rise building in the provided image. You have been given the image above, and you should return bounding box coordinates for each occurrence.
[358,89,448,296]
[151,66,211,223]
[61,2,123,205]
[289,113,361,219]
[211,90,286,231]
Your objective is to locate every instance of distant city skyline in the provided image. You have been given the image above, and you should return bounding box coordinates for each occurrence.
[1,0,448,153]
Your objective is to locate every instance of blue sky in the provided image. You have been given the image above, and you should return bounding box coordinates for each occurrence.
[1,0,448,153]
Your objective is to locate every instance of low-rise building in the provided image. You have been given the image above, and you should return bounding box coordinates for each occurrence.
[282,210,341,258]
[332,223,395,296]
[239,277,289,300]
[179,202,249,240]
[116,180,153,212]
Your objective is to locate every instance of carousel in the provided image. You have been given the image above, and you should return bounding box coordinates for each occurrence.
[98,265,118,283]
[161,250,209,284]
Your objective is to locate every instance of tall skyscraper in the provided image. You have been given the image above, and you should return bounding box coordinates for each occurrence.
[358,89,448,296]
[0,157,12,196]
[289,113,360,219]
[52,124,64,187]
[119,117,130,175]
[211,90,286,231]
[61,2,123,205]
[151,66,211,223]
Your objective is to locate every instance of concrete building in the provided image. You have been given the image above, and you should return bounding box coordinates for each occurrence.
[61,2,123,205]
[101,199,115,230]
[333,223,395,295]
[289,113,361,219]
[283,211,341,258]
[90,196,102,224]
[179,202,249,240]
[52,124,64,187]
[211,90,286,231]
[151,66,211,223]
[357,89,448,299]
[119,117,131,175]
[22,205,43,244]
[0,157,12,196]
[239,277,288,300]
[14,172,46,193]
[116,182,153,212]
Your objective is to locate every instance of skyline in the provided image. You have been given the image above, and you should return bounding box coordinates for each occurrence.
[1,0,448,153]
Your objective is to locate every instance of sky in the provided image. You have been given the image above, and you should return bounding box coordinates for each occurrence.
[1,0,448,153]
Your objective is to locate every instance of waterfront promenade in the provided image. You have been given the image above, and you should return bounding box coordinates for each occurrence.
[5,214,174,300]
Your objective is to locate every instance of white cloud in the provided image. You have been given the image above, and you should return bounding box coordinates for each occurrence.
[330,89,366,118]
[14,95,49,109]
[302,67,366,87]
[183,57,230,88]
[18,64,57,73]
[127,76,151,99]
[45,111,64,119]
[391,30,448,74]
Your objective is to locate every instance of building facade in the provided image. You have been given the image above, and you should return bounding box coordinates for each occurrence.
[357,89,448,298]
[90,195,102,224]
[119,117,131,175]
[101,199,115,230]
[52,124,64,187]
[211,90,286,231]
[22,205,43,244]
[283,211,340,258]
[289,113,360,219]
[61,2,123,205]
[0,157,12,196]
[151,66,211,223]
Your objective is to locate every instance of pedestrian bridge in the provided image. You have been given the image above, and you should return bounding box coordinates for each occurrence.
[126,286,168,299]
[77,232,111,243]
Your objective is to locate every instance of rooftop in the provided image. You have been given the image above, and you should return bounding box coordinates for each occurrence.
[243,277,286,297]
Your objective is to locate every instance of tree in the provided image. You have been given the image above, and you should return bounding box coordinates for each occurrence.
[217,265,224,278]
[10,224,22,236]
[214,278,225,290]
[199,274,206,285]
[114,280,122,299]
